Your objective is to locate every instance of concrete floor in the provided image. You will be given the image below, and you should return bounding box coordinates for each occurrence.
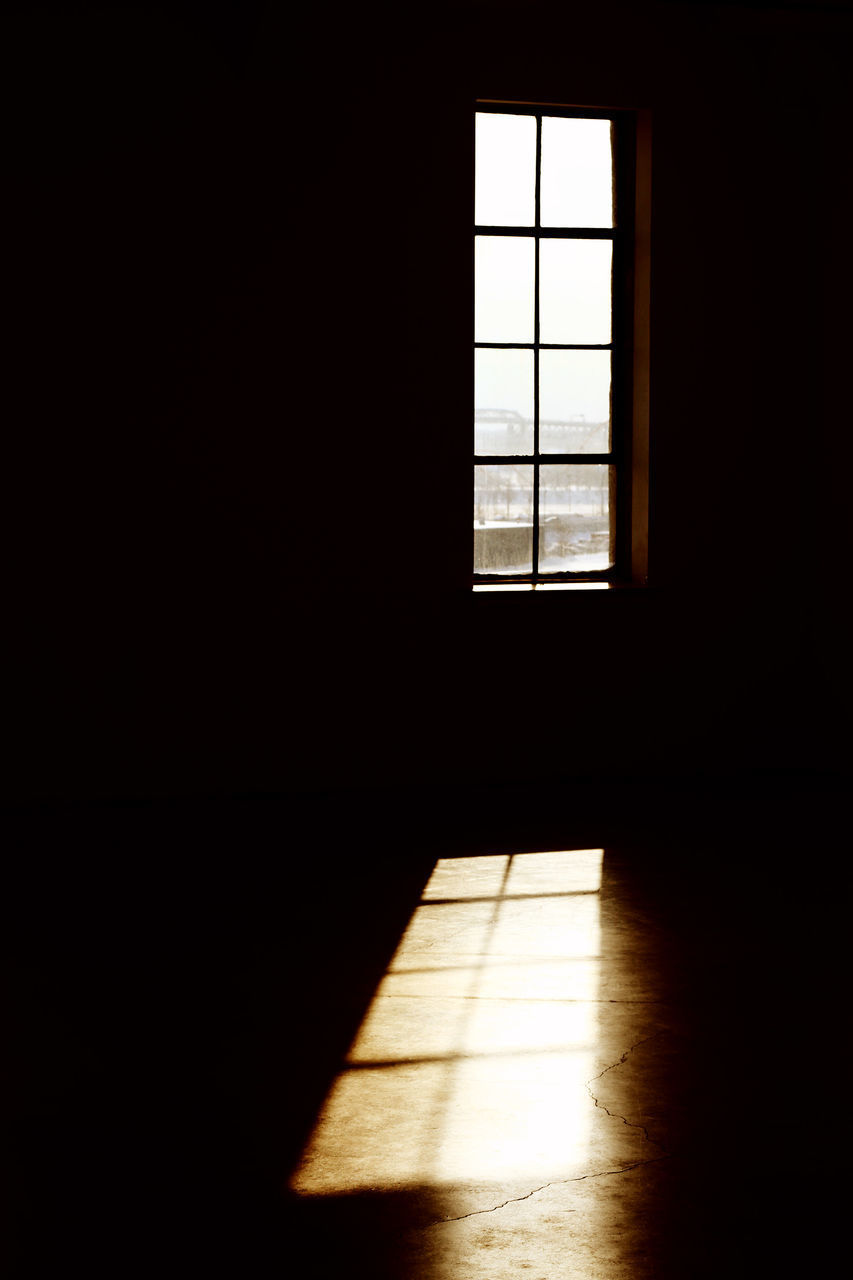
[291,847,676,1278]
[2,775,847,1276]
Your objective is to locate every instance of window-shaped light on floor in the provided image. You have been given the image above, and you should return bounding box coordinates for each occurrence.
[289,848,605,1195]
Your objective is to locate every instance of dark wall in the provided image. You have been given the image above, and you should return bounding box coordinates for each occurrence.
[5,1,852,803]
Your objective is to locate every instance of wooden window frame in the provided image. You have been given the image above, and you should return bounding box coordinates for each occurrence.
[473,102,650,589]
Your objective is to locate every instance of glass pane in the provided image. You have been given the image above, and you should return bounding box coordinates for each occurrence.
[474,464,533,574]
[540,117,613,228]
[539,350,611,453]
[475,113,536,227]
[539,464,613,572]
[475,349,534,455]
[475,236,535,343]
[539,240,611,344]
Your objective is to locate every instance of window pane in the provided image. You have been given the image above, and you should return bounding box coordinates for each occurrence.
[475,236,535,343]
[539,240,611,344]
[475,113,536,227]
[539,350,611,453]
[475,349,534,455]
[474,464,533,574]
[540,117,613,228]
[539,464,613,571]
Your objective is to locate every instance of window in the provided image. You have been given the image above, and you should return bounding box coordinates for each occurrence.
[473,104,648,588]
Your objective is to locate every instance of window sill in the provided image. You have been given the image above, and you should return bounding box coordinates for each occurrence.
[472,579,646,592]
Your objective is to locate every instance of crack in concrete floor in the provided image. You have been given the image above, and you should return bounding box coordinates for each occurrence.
[585,1031,669,1154]
[426,1033,672,1226]
[428,1155,673,1225]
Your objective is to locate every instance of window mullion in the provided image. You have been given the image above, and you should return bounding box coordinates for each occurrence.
[474,454,611,466]
[474,225,616,240]
[533,113,542,578]
[475,342,613,351]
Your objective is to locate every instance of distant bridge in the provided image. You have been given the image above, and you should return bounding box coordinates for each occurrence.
[475,410,608,450]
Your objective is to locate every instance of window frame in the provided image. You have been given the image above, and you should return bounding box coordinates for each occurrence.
[472,101,645,589]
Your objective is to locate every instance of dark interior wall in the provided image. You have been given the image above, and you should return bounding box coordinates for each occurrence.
[4,0,852,803]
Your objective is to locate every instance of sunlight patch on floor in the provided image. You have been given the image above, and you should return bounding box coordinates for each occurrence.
[290,849,604,1193]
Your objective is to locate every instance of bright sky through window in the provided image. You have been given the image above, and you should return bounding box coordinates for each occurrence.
[474,112,536,226]
[540,116,613,227]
